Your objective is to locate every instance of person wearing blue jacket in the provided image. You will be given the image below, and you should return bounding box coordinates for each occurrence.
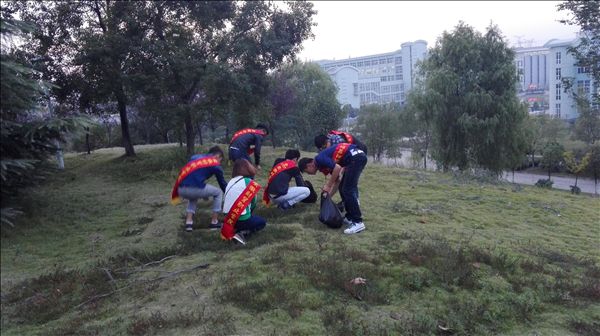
[177,146,228,232]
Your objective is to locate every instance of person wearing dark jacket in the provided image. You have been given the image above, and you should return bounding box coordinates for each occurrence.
[171,146,228,232]
[263,149,309,210]
[299,143,367,235]
[228,123,269,169]
[314,130,368,155]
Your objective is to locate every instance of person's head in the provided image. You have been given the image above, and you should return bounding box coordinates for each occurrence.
[208,145,224,162]
[314,134,329,152]
[284,149,301,162]
[232,158,256,178]
[255,123,269,135]
[298,157,317,175]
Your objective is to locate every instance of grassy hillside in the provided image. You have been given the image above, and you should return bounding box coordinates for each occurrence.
[1,144,599,336]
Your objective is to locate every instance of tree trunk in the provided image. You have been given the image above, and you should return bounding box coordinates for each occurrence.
[85,127,91,154]
[53,138,65,170]
[196,121,203,146]
[269,121,276,148]
[115,85,135,156]
[575,174,579,187]
[185,113,195,156]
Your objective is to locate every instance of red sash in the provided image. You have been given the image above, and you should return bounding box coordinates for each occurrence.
[329,130,354,144]
[262,160,297,205]
[221,180,261,240]
[171,156,220,205]
[230,128,266,154]
[320,143,350,176]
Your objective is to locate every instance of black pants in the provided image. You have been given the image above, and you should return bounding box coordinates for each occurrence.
[339,153,367,223]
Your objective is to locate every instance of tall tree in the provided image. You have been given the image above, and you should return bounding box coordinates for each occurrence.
[420,22,528,174]
[137,1,316,155]
[266,61,343,149]
[15,1,153,156]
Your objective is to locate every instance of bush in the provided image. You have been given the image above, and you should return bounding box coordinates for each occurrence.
[535,178,553,189]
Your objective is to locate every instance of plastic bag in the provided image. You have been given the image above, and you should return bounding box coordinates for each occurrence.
[301,180,318,204]
[319,192,343,228]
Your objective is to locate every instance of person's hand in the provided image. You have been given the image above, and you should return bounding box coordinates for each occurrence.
[322,184,331,193]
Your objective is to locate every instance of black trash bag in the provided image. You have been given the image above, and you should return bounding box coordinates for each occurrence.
[319,192,343,228]
[301,180,318,204]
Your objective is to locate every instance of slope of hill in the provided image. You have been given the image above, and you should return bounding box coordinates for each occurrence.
[1,144,599,336]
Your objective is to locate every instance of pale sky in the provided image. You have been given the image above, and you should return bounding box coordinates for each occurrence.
[298,1,580,61]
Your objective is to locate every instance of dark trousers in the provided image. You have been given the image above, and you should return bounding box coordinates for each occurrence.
[229,147,250,162]
[339,153,367,223]
[235,215,266,235]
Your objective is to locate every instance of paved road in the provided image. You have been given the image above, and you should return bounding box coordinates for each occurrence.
[373,151,598,195]
[502,171,597,195]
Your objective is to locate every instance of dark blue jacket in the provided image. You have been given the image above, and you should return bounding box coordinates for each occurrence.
[180,154,227,192]
[314,144,358,171]
[230,132,265,166]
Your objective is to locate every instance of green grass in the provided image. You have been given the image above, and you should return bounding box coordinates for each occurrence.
[1,143,599,335]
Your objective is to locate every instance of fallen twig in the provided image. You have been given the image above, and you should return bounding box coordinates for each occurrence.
[191,285,199,297]
[74,263,210,310]
[143,255,176,268]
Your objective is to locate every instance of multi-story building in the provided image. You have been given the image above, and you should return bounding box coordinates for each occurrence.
[514,36,596,121]
[315,40,428,108]
[318,37,594,121]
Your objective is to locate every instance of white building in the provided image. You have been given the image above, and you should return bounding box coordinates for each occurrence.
[315,40,428,108]
[514,37,596,121]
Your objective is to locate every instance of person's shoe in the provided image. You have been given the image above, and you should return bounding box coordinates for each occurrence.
[208,222,222,230]
[232,233,246,245]
[278,201,293,210]
[344,222,365,235]
[185,223,194,232]
[337,201,345,213]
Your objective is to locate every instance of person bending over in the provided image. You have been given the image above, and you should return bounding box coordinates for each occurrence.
[228,123,269,170]
[299,143,367,234]
[171,146,227,232]
[314,130,368,155]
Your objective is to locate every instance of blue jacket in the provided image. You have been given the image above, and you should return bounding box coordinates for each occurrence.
[180,154,227,192]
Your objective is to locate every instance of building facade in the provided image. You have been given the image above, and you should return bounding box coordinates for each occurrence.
[514,37,596,121]
[315,40,428,109]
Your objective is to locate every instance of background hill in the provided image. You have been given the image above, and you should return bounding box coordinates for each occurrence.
[1,144,599,336]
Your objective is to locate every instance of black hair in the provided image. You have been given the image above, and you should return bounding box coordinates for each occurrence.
[298,157,314,172]
[284,149,301,160]
[314,134,327,150]
[255,123,269,135]
[208,145,224,157]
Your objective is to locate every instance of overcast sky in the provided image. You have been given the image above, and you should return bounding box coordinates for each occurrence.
[298,1,580,62]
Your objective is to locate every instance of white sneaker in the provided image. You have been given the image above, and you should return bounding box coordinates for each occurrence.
[344,222,365,234]
[232,233,247,245]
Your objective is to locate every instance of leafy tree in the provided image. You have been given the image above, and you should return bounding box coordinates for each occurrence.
[564,150,590,188]
[522,114,569,167]
[356,104,398,162]
[572,95,600,144]
[136,1,316,155]
[419,22,528,174]
[558,0,600,101]
[266,62,343,149]
[541,142,565,179]
[1,14,92,227]
[585,143,600,194]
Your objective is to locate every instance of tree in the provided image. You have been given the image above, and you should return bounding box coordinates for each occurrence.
[14,1,155,156]
[1,14,92,227]
[564,150,590,189]
[136,1,316,155]
[541,142,565,179]
[419,22,528,174]
[585,143,600,195]
[522,114,569,167]
[266,62,343,149]
[558,0,600,100]
[572,94,600,144]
